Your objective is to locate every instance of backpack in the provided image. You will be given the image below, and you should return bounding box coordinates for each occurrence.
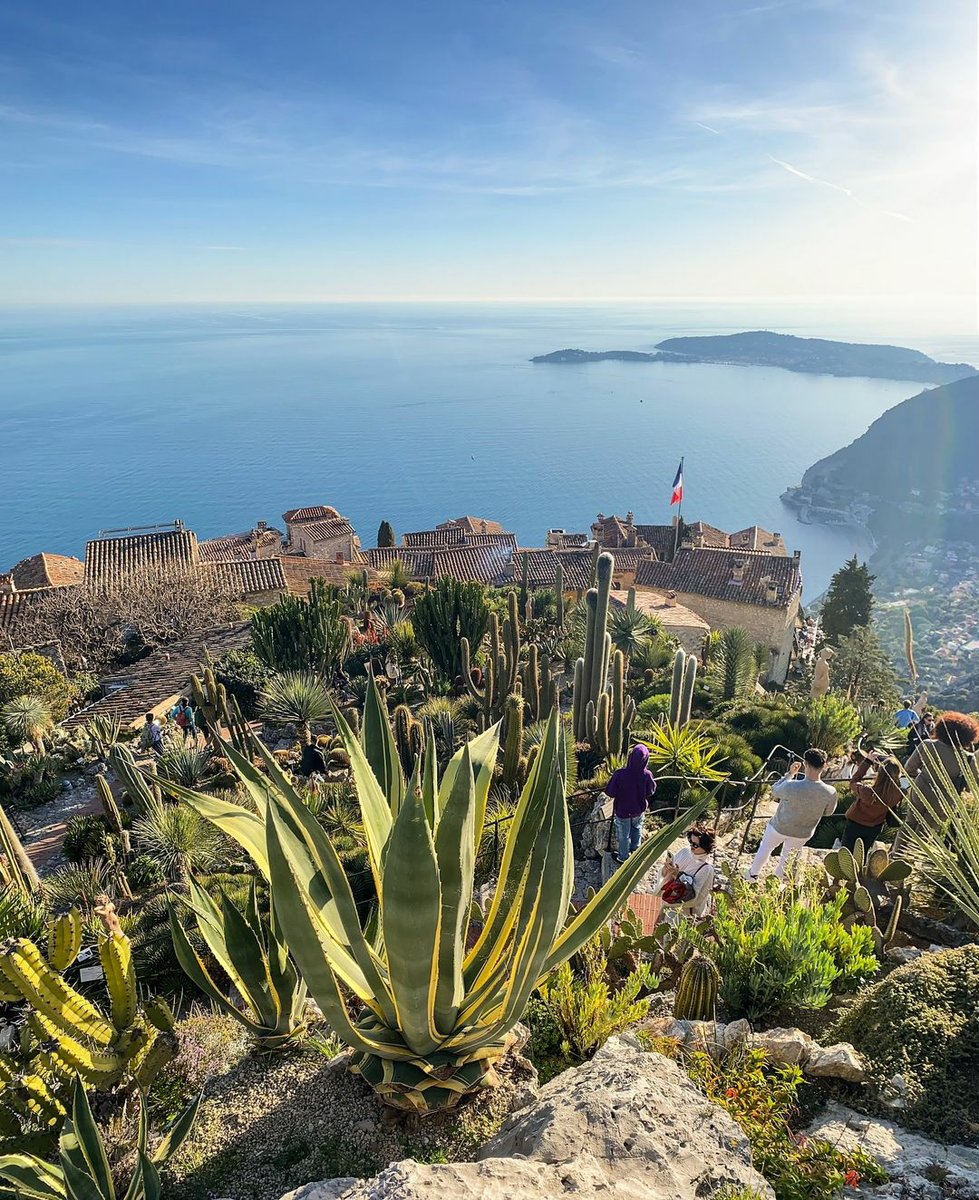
[175,709,189,728]
[661,862,707,906]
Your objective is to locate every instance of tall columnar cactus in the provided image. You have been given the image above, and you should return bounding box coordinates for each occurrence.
[522,645,558,724]
[191,667,258,758]
[461,591,521,728]
[554,559,565,628]
[0,801,41,895]
[392,704,424,777]
[573,554,634,755]
[501,692,525,793]
[823,840,912,953]
[673,954,719,1021]
[519,552,530,613]
[668,648,698,728]
[175,702,710,1113]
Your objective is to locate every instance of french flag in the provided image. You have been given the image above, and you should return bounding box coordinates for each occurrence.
[671,459,684,506]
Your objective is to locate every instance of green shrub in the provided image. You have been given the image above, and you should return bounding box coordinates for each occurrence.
[686,880,878,1024]
[830,945,979,1145]
[723,701,808,760]
[804,695,861,756]
[217,648,274,718]
[637,693,672,722]
[62,812,115,862]
[0,651,78,721]
[684,1043,887,1200]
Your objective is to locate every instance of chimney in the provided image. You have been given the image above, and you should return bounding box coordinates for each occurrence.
[257,520,268,532]
[335,553,344,564]
[765,580,779,603]
[0,573,15,594]
[626,511,634,526]
[730,560,746,584]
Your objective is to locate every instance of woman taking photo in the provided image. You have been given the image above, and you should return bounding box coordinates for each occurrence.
[842,750,904,852]
[894,711,979,855]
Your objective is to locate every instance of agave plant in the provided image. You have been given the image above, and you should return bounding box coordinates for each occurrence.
[0,1078,198,1200]
[170,679,709,1112]
[641,720,729,783]
[262,671,332,746]
[158,746,214,789]
[81,715,123,762]
[1,695,53,755]
[132,800,223,883]
[170,876,308,1049]
[608,607,653,658]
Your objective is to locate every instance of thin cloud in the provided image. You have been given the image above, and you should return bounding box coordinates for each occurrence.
[768,154,853,196]
[693,121,722,135]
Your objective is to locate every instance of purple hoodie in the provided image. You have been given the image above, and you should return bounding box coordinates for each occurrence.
[605,744,657,819]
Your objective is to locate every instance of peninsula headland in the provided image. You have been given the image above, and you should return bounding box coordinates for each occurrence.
[532,330,976,385]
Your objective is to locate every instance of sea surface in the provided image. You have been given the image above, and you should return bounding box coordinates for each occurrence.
[2,301,977,600]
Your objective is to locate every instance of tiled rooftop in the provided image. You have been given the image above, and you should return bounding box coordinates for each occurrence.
[278,556,380,596]
[296,517,356,543]
[206,558,287,596]
[430,543,516,584]
[10,553,85,589]
[282,506,341,524]
[84,529,200,587]
[0,588,54,636]
[437,516,506,535]
[403,527,465,547]
[198,528,283,562]
[363,547,436,577]
[635,548,802,608]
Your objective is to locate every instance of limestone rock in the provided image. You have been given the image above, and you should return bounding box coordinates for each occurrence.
[806,1041,866,1082]
[578,796,613,859]
[807,1102,979,1198]
[282,1037,773,1200]
[752,1026,815,1065]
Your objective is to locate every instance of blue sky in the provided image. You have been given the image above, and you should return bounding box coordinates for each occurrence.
[0,0,974,305]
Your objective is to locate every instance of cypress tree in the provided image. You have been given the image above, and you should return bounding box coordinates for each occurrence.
[821,556,875,643]
[377,520,396,548]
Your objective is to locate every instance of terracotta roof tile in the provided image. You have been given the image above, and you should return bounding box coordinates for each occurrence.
[437,516,506,535]
[84,529,200,587]
[278,556,380,596]
[205,558,287,596]
[635,548,801,608]
[296,517,356,543]
[61,624,251,729]
[198,528,283,562]
[520,550,593,591]
[0,588,54,637]
[364,548,436,577]
[403,528,465,547]
[430,543,516,584]
[729,526,788,554]
[9,553,85,589]
[282,506,341,524]
[633,524,678,557]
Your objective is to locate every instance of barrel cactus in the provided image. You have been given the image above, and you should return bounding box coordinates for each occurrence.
[174,681,709,1113]
[673,954,719,1021]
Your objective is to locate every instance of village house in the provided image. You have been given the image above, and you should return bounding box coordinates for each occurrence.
[282,506,362,561]
[634,548,803,683]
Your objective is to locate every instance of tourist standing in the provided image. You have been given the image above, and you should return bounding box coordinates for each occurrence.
[894,712,979,855]
[749,748,837,880]
[172,697,198,744]
[907,710,935,756]
[841,751,903,852]
[144,711,164,757]
[894,698,920,730]
[605,743,657,864]
[660,826,716,918]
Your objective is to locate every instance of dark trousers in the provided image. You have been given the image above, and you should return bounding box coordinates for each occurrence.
[841,819,884,854]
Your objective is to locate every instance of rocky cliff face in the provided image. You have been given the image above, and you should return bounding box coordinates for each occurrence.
[280,1036,773,1200]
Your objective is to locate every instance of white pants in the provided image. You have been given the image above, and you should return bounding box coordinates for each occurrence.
[749,822,809,879]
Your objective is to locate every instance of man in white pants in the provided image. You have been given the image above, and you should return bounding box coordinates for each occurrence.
[749,748,837,880]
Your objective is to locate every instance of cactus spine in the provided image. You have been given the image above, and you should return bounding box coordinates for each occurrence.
[668,648,698,727]
[573,553,634,754]
[673,954,719,1021]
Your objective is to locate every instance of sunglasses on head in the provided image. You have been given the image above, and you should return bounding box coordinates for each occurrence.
[686,833,700,843]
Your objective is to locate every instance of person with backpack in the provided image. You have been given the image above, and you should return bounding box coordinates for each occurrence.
[604,743,657,864]
[144,711,164,757]
[748,747,837,880]
[172,697,198,744]
[660,826,716,918]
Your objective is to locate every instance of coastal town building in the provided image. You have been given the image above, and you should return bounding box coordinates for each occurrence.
[282,506,361,561]
[634,548,802,683]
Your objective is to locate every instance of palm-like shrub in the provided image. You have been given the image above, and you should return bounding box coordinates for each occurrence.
[805,695,861,756]
[608,608,653,658]
[159,746,214,789]
[1,695,53,754]
[641,720,729,783]
[262,671,331,746]
[175,682,708,1113]
[711,628,756,701]
[132,801,223,883]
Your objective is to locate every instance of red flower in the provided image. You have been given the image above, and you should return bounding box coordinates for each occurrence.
[725,1088,738,1099]
[845,1170,861,1188]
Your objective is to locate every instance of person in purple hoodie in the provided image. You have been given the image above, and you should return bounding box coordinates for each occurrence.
[605,743,657,863]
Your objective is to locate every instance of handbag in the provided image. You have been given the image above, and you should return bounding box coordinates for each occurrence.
[661,861,707,905]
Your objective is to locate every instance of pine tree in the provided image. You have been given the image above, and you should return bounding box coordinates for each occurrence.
[377,520,396,548]
[821,556,875,643]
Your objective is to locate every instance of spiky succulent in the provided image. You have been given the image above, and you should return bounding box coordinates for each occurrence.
[169,678,709,1112]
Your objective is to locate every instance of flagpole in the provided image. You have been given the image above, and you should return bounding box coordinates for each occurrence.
[672,456,684,561]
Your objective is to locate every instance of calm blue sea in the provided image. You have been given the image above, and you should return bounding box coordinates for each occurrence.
[2,301,977,599]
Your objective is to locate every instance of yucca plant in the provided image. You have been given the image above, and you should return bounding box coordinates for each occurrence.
[261,671,332,747]
[132,801,223,884]
[0,1077,198,1200]
[711,627,755,701]
[81,715,123,763]
[1,695,53,755]
[898,748,979,929]
[170,876,308,1049]
[158,746,214,789]
[608,607,653,658]
[642,720,729,783]
[170,679,709,1112]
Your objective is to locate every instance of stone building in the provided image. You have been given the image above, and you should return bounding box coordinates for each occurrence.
[282,506,361,561]
[635,548,802,684]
